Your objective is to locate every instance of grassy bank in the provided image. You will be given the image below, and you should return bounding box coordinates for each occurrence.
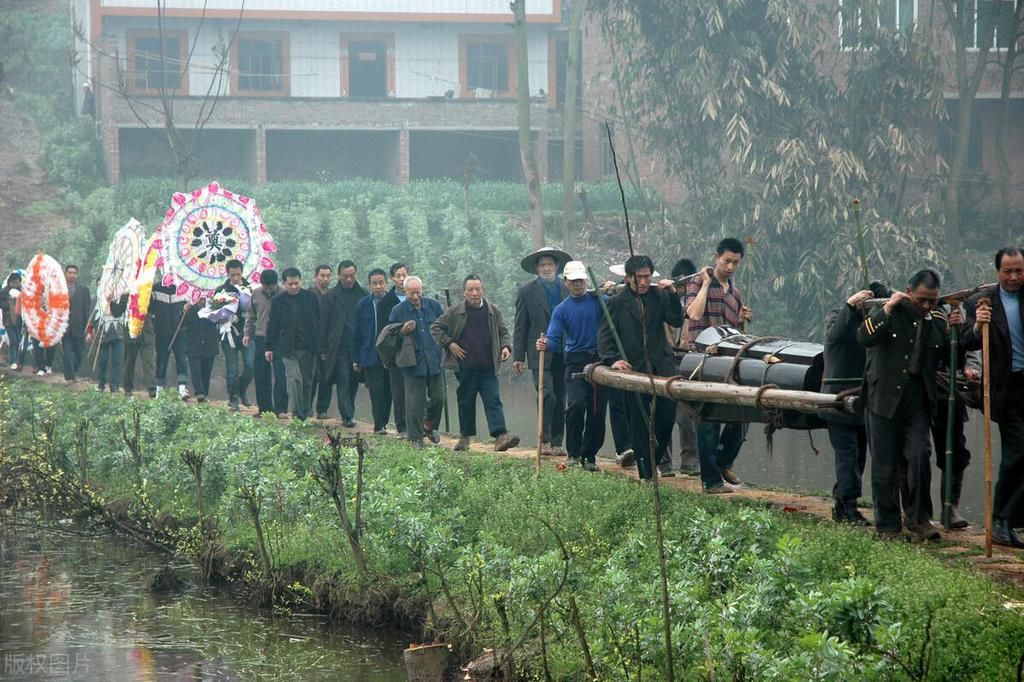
[2,376,1022,679]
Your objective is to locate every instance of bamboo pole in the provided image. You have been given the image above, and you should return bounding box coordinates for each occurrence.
[943,324,958,530]
[980,297,993,557]
[582,363,859,416]
[852,199,870,290]
[91,324,106,372]
[536,344,545,477]
[166,310,186,352]
[861,282,997,310]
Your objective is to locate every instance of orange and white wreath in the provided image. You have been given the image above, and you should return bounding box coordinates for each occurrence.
[20,253,70,348]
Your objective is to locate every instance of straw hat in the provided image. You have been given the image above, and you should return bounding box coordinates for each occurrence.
[520,247,571,274]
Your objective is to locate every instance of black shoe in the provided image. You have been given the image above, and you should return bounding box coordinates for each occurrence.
[343,419,357,429]
[316,412,329,420]
[240,390,253,407]
[992,519,1024,548]
[833,500,872,527]
[657,463,676,477]
[427,429,441,444]
[616,449,635,467]
[147,386,158,398]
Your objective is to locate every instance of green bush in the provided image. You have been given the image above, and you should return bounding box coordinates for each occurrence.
[2,378,1023,680]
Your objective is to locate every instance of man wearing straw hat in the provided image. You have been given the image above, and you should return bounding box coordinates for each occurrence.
[513,247,571,456]
[963,246,1024,548]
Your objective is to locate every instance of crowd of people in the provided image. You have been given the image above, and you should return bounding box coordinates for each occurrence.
[0,240,1021,549]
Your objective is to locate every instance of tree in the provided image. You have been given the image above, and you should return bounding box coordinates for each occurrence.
[991,1,1024,245]
[512,0,546,249]
[74,0,244,189]
[591,0,948,336]
[560,0,585,253]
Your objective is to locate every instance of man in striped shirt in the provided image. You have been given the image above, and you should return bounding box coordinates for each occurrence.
[685,237,753,493]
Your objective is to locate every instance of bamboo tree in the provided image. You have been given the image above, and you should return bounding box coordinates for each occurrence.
[561,0,585,253]
[511,0,546,248]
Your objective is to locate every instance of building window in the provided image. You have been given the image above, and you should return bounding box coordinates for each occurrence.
[839,0,916,48]
[460,37,515,97]
[126,30,188,94]
[232,33,289,95]
[340,34,395,98]
[959,0,1018,49]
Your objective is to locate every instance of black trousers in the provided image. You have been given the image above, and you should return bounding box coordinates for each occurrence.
[189,355,215,398]
[931,398,971,474]
[564,352,607,463]
[607,387,633,453]
[867,377,933,531]
[995,373,1024,526]
[827,421,867,502]
[61,334,86,380]
[317,353,354,420]
[364,365,392,430]
[626,391,676,480]
[533,354,566,447]
[389,365,407,432]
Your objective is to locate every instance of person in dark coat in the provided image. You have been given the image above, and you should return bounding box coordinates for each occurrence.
[858,268,960,542]
[61,264,91,382]
[513,248,570,455]
[266,268,320,421]
[822,282,891,525]
[184,299,220,402]
[245,269,288,417]
[598,255,684,481]
[151,280,190,399]
[213,259,253,411]
[1,272,23,370]
[388,276,444,446]
[962,246,1024,548]
[91,294,129,393]
[378,263,409,436]
[351,268,392,433]
[317,260,368,425]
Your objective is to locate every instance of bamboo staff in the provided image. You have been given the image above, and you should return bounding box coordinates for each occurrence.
[91,323,106,372]
[980,297,993,557]
[442,289,452,434]
[536,341,545,477]
[942,322,958,530]
[852,199,869,290]
[741,237,754,333]
[166,310,187,352]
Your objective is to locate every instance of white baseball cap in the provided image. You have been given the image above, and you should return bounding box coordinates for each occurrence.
[563,261,588,281]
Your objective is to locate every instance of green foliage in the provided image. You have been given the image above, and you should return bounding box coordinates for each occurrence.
[2,378,1023,680]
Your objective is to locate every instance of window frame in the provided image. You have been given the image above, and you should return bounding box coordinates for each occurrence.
[960,0,1019,51]
[340,33,396,98]
[125,29,189,95]
[230,31,290,97]
[459,34,517,99]
[837,0,918,50]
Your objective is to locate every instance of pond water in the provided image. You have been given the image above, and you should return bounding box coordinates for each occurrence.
[0,529,407,681]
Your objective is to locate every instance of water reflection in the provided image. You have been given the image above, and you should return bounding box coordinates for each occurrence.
[0,530,406,681]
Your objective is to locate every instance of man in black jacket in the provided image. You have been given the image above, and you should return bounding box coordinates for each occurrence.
[962,246,1024,548]
[61,264,91,382]
[378,262,409,436]
[267,268,320,421]
[151,281,191,399]
[214,259,253,411]
[822,283,890,525]
[598,255,683,480]
[317,260,367,426]
[513,247,570,455]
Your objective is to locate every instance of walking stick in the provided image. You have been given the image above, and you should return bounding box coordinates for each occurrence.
[166,310,187,352]
[942,321,958,530]
[852,198,870,290]
[91,323,106,372]
[441,289,452,434]
[536,343,545,477]
[979,297,993,557]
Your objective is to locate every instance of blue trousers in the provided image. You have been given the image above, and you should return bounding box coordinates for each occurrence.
[155,332,189,387]
[456,367,508,438]
[697,421,747,488]
[97,339,125,391]
[4,324,22,366]
[222,339,254,401]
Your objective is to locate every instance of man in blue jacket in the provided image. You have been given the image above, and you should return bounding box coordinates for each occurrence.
[388,276,445,447]
[352,268,392,434]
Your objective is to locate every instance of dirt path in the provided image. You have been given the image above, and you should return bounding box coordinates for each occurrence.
[11,368,1024,588]
[0,97,70,255]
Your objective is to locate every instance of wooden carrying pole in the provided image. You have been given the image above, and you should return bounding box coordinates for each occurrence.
[536,345,545,476]
[980,298,993,557]
[582,363,860,416]
[942,324,958,530]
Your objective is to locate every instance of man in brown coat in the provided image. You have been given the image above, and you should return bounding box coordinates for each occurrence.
[432,274,520,452]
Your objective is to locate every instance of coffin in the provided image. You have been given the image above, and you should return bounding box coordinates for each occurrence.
[678,326,826,429]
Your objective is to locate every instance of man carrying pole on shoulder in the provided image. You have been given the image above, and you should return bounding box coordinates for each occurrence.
[962,246,1024,548]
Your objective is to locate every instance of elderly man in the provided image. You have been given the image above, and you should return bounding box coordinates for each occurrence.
[432,274,519,452]
[537,261,606,471]
[963,246,1024,547]
[380,263,410,437]
[599,255,684,481]
[513,247,571,456]
[389,276,445,447]
[318,260,368,426]
[858,268,961,542]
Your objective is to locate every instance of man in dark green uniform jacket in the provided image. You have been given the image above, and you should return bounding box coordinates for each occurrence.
[857,268,962,541]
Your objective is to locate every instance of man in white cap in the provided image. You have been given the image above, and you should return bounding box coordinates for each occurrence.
[537,261,606,470]
[513,247,571,455]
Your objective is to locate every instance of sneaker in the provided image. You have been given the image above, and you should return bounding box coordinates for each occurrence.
[9,363,17,370]
[178,384,191,400]
[567,456,582,467]
[45,367,52,375]
[396,432,408,441]
[342,419,357,428]
[374,428,388,436]
[453,436,471,451]
[96,384,105,392]
[427,429,441,444]
[719,468,741,485]
[493,432,520,452]
[35,370,45,376]
[582,460,599,472]
[616,449,636,467]
[658,463,676,478]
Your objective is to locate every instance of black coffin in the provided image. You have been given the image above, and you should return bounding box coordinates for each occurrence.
[678,326,826,429]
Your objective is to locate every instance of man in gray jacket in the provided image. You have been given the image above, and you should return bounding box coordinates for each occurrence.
[61,264,91,382]
[432,274,520,452]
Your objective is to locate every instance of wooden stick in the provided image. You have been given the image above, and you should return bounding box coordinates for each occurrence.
[942,324,958,530]
[536,344,545,477]
[91,324,106,373]
[980,297,993,557]
[166,310,186,352]
[852,199,870,290]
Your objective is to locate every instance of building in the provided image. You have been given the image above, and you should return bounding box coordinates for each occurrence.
[74,0,583,185]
